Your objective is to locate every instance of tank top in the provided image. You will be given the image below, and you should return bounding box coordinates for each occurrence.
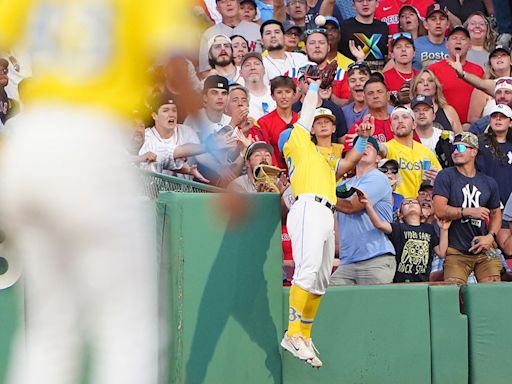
[434,106,452,131]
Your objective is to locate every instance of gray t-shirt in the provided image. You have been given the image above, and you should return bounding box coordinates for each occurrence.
[466,48,489,71]
[199,21,262,72]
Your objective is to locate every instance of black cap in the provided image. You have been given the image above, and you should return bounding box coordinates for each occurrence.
[240,0,257,6]
[203,75,229,93]
[150,92,175,113]
[426,3,448,18]
[448,25,470,39]
[348,61,372,75]
[490,45,511,58]
[411,95,434,109]
[418,180,434,192]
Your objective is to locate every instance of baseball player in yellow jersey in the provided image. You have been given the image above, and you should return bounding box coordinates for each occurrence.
[0,1,199,383]
[278,79,374,368]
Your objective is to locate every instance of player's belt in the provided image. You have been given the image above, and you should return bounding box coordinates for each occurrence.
[296,194,336,213]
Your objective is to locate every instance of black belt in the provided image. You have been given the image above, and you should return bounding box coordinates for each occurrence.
[296,195,336,213]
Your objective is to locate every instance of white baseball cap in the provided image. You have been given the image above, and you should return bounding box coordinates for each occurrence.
[314,107,336,122]
[489,103,512,119]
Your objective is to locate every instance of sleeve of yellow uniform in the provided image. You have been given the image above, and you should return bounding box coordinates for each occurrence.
[0,0,33,49]
[144,0,202,58]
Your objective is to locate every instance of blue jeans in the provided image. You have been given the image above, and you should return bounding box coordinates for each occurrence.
[493,0,512,33]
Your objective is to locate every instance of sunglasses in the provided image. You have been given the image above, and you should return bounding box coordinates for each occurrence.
[392,32,412,41]
[496,78,512,86]
[402,199,420,206]
[304,28,327,37]
[348,61,371,72]
[452,143,473,153]
[378,167,399,174]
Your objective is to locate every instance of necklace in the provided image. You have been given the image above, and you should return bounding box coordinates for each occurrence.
[394,68,414,82]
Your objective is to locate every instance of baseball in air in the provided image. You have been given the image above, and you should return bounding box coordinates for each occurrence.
[315,15,326,27]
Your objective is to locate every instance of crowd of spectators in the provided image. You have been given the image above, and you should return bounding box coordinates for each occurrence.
[3,0,512,286]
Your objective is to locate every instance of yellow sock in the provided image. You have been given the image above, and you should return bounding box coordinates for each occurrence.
[301,293,322,339]
[287,284,310,336]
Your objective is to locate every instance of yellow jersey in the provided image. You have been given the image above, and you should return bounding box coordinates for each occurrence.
[385,139,442,198]
[328,52,354,71]
[283,124,337,203]
[316,143,343,180]
[0,0,200,116]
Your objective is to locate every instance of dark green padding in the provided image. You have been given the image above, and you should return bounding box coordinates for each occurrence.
[463,283,512,384]
[158,192,284,384]
[0,285,21,384]
[428,285,468,384]
[282,284,431,384]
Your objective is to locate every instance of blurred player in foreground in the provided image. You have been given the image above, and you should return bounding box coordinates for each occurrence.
[0,1,200,383]
[278,74,374,368]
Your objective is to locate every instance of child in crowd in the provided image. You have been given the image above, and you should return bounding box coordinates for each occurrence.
[359,192,450,282]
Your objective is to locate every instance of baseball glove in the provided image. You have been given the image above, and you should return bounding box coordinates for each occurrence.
[253,164,285,193]
[319,60,338,89]
[304,64,321,82]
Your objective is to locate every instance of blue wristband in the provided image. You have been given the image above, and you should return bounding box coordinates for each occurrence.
[354,137,368,153]
[309,83,320,92]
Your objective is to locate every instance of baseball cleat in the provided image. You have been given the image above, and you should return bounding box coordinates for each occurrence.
[281,332,315,361]
[304,338,323,368]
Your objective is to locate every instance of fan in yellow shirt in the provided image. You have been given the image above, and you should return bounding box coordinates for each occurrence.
[381,105,442,199]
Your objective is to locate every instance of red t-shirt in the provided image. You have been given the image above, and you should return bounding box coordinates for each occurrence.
[428,59,484,124]
[375,0,434,35]
[255,109,299,168]
[383,67,419,92]
[344,115,421,151]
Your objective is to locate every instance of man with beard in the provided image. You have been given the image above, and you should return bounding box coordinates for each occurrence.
[199,0,262,74]
[381,105,442,198]
[204,34,243,85]
[428,25,484,128]
[304,29,351,106]
[433,132,503,284]
[261,19,308,81]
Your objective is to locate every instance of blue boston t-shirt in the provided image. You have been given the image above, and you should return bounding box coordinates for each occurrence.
[413,36,449,70]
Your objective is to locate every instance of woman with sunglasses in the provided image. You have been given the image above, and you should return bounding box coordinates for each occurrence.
[468,45,512,123]
[464,12,496,70]
[410,68,463,133]
[476,104,512,207]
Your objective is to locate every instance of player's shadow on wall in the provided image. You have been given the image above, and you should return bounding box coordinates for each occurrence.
[185,195,282,384]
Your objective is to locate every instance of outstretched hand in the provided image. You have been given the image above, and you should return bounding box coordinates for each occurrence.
[356,189,370,206]
[349,40,365,62]
[355,114,375,138]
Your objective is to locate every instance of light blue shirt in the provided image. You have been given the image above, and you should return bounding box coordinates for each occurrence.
[413,36,449,70]
[256,0,274,22]
[338,169,395,264]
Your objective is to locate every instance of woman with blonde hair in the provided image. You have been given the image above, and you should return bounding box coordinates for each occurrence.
[468,45,512,123]
[410,68,463,133]
[464,12,496,69]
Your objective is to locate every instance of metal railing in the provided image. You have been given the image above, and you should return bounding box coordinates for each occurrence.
[141,171,223,199]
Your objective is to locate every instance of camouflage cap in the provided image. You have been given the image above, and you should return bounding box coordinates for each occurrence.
[454,132,478,148]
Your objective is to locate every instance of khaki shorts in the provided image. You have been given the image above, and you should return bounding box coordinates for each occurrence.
[444,247,502,282]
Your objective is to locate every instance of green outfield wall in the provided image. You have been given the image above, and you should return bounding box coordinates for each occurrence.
[1,190,512,384]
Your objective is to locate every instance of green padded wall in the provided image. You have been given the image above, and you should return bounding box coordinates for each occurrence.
[282,284,432,384]
[158,192,284,384]
[463,283,512,384]
[0,284,21,384]
[428,285,468,384]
